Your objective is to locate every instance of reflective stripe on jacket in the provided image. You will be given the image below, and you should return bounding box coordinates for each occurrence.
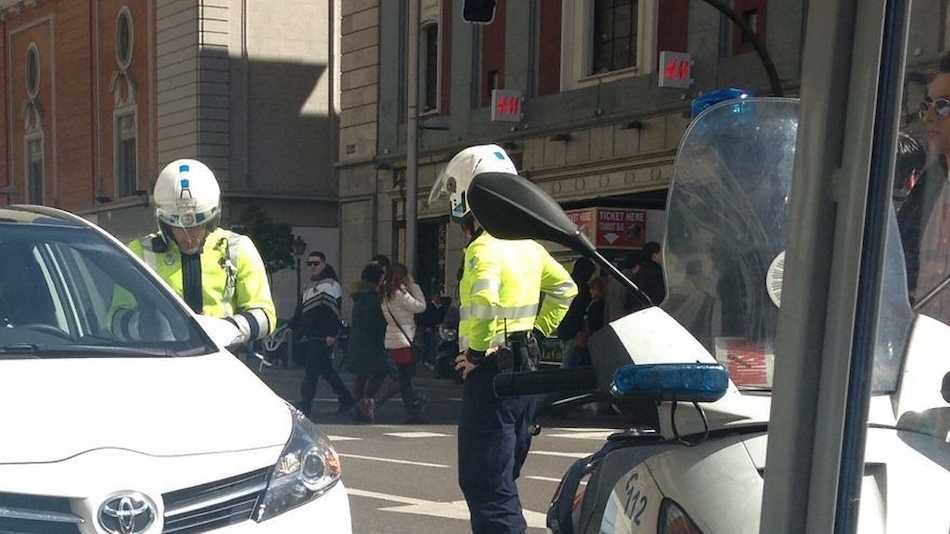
[459,232,577,352]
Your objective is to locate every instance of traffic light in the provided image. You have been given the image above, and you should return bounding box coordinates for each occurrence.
[462,0,496,24]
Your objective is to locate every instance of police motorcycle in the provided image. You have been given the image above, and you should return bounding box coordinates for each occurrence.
[466,97,950,533]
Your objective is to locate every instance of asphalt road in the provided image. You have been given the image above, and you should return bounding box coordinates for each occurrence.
[254,361,624,533]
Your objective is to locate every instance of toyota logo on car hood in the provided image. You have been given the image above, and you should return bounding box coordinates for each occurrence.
[98,491,156,534]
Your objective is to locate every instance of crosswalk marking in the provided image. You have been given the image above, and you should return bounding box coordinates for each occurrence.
[546,431,615,440]
[340,453,449,468]
[383,431,450,438]
[549,427,617,433]
[327,435,362,442]
[526,475,563,483]
[530,450,589,459]
[347,488,547,529]
[526,475,587,485]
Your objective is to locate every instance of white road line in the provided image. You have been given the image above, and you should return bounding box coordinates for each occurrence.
[529,450,590,459]
[547,431,615,440]
[327,435,362,442]
[549,427,617,433]
[347,488,547,529]
[526,475,587,485]
[526,475,563,483]
[347,488,429,506]
[339,453,450,468]
[383,431,450,438]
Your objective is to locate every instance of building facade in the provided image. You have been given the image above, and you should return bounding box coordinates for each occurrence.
[0,0,340,319]
[336,0,807,296]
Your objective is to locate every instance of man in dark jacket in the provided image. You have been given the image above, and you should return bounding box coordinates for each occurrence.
[557,257,596,368]
[632,242,666,306]
[291,251,355,417]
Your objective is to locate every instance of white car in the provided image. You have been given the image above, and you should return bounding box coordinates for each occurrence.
[0,205,352,534]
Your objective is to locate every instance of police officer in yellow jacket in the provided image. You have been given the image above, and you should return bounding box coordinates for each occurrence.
[112,159,275,344]
[429,145,577,534]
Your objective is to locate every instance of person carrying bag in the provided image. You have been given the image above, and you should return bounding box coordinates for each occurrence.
[381,263,428,423]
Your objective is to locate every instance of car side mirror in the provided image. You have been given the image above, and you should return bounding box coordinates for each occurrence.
[942,371,950,404]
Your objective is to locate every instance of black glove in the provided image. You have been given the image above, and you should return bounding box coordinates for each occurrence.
[466,348,487,365]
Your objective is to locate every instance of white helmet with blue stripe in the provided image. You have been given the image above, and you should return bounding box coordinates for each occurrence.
[428,144,517,221]
[153,159,221,253]
[154,159,221,230]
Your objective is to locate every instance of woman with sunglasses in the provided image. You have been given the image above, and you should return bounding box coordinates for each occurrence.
[290,251,356,417]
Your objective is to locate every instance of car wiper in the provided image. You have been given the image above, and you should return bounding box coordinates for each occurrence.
[0,344,175,358]
[0,343,42,358]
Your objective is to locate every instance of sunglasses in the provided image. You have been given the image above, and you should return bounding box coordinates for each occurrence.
[919,97,950,119]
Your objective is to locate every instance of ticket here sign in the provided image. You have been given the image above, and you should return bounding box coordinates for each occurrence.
[565,208,647,249]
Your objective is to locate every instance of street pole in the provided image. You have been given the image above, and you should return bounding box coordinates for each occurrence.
[405,0,419,275]
[295,256,302,305]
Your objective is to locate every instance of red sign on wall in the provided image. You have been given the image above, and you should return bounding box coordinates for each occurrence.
[566,208,647,249]
[490,89,523,122]
[658,51,693,89]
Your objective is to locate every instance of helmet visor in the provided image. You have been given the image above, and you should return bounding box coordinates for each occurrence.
[156,201,220,228]
[427,170,455,206]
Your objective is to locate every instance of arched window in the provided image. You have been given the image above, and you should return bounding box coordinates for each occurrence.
[24,42,44,204]
[25,43,40,99]
[422,23,440,113]
[114,7,139,198]
[116,7,134,69]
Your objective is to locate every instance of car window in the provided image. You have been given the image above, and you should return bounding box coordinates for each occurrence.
[0,223,213,356]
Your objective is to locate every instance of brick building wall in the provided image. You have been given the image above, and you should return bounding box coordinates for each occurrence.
[0,0,154,211]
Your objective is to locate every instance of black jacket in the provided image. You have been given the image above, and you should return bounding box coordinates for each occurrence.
[632,260,666,307]
[291,278,343,340]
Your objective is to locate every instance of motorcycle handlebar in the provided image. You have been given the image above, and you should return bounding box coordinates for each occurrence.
[493,368,598,397]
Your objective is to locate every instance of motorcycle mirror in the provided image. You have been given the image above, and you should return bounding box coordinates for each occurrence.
[942,371,950,404]
[468,172,652,308]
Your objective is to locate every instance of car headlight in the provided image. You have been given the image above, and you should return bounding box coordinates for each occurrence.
[658,499,702,534]
[255,407,342,522]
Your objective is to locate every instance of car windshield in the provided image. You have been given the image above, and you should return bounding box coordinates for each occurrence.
[661,98,913,393]
[0,218,214,357]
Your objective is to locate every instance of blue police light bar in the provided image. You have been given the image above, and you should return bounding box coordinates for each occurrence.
[690,88,753,118]
[610,363,730,403]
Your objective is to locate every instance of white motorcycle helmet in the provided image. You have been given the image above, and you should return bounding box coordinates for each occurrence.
[428,144,518,221]
[153,159,221,253]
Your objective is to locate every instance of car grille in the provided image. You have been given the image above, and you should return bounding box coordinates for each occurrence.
[162,467,270,534]
[0,492,83,534]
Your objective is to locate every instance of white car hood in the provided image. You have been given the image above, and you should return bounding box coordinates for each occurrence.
[0,352,292,464]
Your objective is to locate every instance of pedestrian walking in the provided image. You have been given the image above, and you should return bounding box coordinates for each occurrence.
[381,263,429,424]
[290,252,355,417]
[345,263,390,423]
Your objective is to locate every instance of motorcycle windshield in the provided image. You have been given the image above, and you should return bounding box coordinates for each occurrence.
[661,98,797,390]
[661,97,913,392]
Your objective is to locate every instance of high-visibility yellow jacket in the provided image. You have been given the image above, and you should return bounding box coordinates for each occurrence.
[459,232,577,352]
[113,228,275,341]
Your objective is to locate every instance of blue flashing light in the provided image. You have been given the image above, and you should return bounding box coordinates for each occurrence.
[690,88,753,119]
[610,363,729,403]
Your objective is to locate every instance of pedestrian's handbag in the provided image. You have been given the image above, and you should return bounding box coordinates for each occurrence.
[384,300,417,365]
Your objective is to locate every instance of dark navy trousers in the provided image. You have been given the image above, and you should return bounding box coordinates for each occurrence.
[458,358,537,534]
